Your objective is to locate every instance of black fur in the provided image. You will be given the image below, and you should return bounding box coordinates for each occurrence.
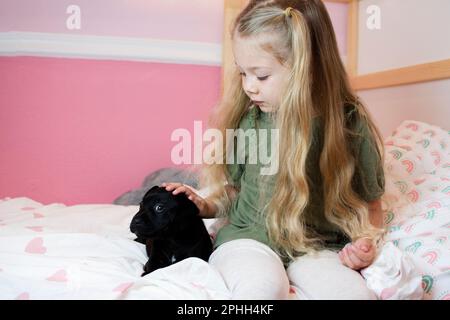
[130,186,213,276]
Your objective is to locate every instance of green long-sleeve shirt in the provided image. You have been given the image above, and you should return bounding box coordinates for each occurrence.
[213,104,385,255]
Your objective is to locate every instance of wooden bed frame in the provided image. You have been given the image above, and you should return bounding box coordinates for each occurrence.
[221,0,450,94]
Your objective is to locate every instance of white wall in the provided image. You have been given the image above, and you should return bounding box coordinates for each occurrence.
[356,0,450,137]
[0,0,224,43]
[358,0,450,74]
[358,79,450,137]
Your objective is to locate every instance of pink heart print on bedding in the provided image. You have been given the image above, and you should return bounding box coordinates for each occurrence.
[25,237,47,254]
[26,226,44,232]
[46,269,68,282]
[20,207,36,211]
[113,282,134,294]
[15,292,30,300]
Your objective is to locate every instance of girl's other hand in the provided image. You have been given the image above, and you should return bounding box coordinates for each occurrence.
[161,182,217,218]
[338,237,376,270]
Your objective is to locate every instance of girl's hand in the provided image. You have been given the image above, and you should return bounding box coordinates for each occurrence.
[161,182,217,218]
[338,237,376,270]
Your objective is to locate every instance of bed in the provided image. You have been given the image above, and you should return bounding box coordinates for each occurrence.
[1,0,449,300]
[0,119,448,300]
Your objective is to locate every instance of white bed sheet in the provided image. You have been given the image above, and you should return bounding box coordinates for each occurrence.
[0,197,233,300]
[380,120,450,300]
[0,120,448,300]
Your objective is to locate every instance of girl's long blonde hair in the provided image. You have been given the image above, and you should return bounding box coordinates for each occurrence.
[199,0,385,260]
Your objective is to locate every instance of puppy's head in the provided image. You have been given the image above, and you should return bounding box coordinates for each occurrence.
[129,186,199,239]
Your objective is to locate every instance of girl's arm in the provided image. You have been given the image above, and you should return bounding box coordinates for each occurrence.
[203,184,239,218]
[368,198,384,229]
[162,182,237,219]
[338,198,384,270]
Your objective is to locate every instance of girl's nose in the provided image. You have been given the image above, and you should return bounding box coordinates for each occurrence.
[246,88,258,95]
[244,79,259,95]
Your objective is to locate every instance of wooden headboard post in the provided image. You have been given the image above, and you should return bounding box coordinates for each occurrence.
[221,0,450,93]
[221,0,248,97]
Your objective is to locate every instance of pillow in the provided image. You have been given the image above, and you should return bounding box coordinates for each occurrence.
[113,167,200,205]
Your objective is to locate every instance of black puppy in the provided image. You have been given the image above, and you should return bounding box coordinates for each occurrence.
[130,186,213,276]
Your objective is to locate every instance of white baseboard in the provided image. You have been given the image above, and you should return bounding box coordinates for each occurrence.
[0,32,222,66]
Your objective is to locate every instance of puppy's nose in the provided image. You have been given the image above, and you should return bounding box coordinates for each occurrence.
[130,222,139,233]
[130,220,145,232]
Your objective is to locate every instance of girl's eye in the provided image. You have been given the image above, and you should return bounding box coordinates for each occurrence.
[239,72,269,81]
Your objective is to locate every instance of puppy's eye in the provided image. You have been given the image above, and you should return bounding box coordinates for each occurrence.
[153,203,165,213]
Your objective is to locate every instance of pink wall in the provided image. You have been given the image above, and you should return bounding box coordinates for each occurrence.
[0,2,349,205]
[0,56,220,204]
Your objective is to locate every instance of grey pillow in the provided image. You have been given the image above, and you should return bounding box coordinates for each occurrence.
[113,167,200,205]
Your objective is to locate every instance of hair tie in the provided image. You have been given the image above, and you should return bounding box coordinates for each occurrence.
[284,7,293,18]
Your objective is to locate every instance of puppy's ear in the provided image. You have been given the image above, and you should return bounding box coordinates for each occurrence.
[175,193,199,217]
[143,185,160,199]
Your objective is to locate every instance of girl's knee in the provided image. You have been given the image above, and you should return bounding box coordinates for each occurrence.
[209,239,290,299]
[231,268,290,300]
[290,270,375,300]
[287,250,376,300]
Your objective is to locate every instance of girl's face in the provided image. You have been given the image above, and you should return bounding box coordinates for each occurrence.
[233,34,291,113]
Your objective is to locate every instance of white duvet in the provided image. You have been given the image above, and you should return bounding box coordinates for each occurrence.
[0,120,449,300]
[0,197,233,300]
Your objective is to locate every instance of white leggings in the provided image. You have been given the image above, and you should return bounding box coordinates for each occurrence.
[208,239,376,300]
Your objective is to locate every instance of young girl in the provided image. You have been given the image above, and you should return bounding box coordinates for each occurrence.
[163,0,385,299]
